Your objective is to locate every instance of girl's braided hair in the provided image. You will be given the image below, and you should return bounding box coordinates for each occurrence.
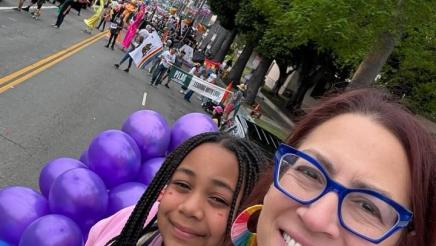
[107,132,267,245]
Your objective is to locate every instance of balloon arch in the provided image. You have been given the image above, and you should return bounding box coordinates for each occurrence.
[0,110,218,246]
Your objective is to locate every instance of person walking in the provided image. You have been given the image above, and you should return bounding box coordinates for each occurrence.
[105,14,124,50]
[19,0,45,19]
[150,48,176,87]
[96,3,112,31]
[162,50,185,88]
[52,0,86,28]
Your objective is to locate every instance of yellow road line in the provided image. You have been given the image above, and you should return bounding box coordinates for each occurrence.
[0,31,108,86]
[0,32,108,94]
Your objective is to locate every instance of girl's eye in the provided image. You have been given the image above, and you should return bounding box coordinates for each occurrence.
[172,181,191,192]
[209,196,230,207]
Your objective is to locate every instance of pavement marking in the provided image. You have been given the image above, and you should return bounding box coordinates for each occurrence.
[0,31,108,94]
[141,91,147,106]
[0,6,58,10]
[0,31,106,86]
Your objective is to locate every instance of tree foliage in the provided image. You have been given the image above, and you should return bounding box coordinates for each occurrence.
[207,0,241,29]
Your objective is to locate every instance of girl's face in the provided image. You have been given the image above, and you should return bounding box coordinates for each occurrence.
[257,114,411,246]
[157,143,241,246]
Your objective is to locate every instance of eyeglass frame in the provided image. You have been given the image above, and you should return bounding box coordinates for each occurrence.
[273,143,413,244]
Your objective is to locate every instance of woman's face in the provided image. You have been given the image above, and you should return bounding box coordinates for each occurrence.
[158,143,241,246]
[257,114,411,246]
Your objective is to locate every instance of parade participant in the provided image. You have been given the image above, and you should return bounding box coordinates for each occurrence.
[230,89,436,246]
[110,1,124,22]
[163,50,185,88]
[148,39,172,74]
[121,0,137,23]
[19,0,46,20]
[121,4,145,51]
[86,132,267,246]
[52,0,87,28]
[97,3,112,31]
[223,84,246,121]
[105,14,124,50]
[83,0,105,34]
[183,63,205,102]
[150,48,176,87]
[114,25,151,72]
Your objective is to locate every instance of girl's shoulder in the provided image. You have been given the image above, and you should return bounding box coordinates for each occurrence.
[86,202,159,246]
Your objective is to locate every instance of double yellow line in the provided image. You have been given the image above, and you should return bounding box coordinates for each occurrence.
[0,31,108,94]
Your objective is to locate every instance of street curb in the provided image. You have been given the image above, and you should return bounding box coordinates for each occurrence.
[258,91,295,128]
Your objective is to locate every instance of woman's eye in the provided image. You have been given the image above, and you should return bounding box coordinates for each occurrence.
[355,199,382,220]
[297,166,323,182]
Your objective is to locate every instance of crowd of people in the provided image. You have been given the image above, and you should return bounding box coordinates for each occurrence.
[13,0,243,126]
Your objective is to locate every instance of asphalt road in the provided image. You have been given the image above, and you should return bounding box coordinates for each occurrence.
[0,1,205,189]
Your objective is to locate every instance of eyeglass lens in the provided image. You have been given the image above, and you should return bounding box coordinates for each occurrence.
[278,153,399,239]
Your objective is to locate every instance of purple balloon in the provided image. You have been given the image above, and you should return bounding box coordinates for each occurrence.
[19,215,83,246]
[87,130,141,188]
[39,157,87,198]
[107,182,147,216]
[137,157,165,185]
[49,168,108,236]
[0,186,49,245]
[122,110,171,161]
[79,150,88,166]
[170,113,218,151]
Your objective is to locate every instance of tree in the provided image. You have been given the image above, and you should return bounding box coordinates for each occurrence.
[226,0,269,84]
[251,0,434,111]
[207,0,241,62]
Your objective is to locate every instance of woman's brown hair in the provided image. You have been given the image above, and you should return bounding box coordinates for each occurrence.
[239,88,436,246]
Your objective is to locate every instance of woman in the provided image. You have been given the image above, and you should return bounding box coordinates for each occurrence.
[230,89,436,246]
[86,132,267,245]
[121,4,146,50]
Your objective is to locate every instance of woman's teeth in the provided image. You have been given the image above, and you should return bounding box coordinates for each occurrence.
[282,232,302,246]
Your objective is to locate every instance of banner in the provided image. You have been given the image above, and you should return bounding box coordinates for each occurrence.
[168,66,193,87]
[188,77,226,103]
[129,31,163,68]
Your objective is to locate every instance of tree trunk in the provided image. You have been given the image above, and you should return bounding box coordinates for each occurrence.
[350,32,396,88]
[213,28,237,62]
[198,22,218,51]
[287,66,326,110]
[227,42,255,84]
[209,26,228,58]
[245,57,273,105]
[272,65,294,96]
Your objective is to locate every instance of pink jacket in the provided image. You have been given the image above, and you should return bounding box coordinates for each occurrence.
[86,202,159,246]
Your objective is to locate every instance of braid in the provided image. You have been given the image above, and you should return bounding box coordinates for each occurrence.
[220,139,267,235]
[108,132,268,245]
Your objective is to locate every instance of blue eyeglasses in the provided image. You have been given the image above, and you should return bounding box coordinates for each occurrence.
[273,144,413,244]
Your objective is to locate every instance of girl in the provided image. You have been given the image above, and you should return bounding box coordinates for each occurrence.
[86,132,267,245]
[230,89,436,246]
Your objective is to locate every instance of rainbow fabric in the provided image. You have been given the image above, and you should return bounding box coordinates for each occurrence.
[231,205,262,246]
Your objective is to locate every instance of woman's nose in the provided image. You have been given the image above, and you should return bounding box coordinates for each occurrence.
[296,192,341,239]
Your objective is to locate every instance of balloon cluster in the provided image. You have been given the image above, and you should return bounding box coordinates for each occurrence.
[0,111,218,246]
